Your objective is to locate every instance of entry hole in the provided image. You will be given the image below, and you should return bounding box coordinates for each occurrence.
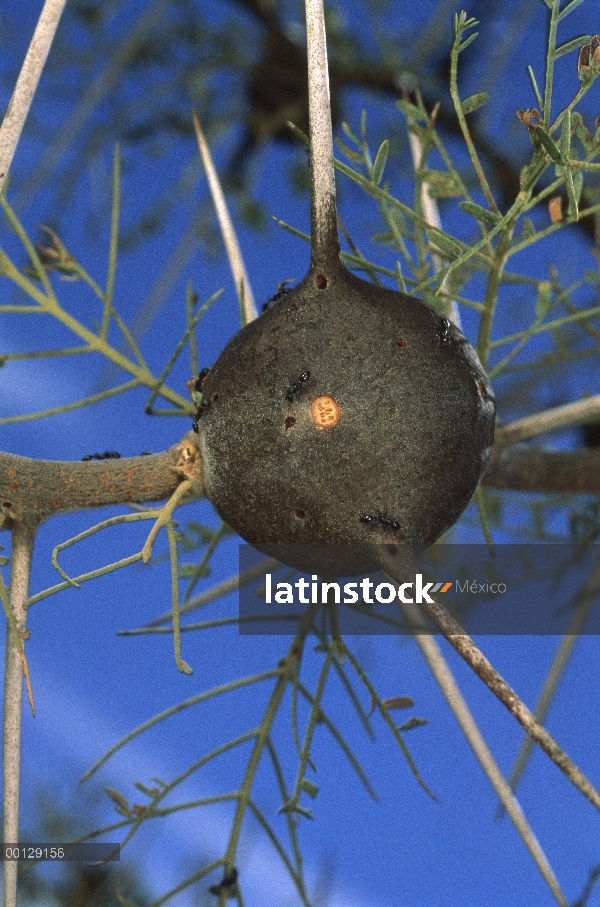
[316,274,328,289]
[311,395,340,428]
[295,508,306,519]
[285,416,296,430]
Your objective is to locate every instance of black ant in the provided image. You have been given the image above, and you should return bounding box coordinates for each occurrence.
[286,370,310,402]
[360,513,401,531]
[262,279,295,312]
[194,367,210,392]
[436,318,453,345]
[192,400,211,432]
[82,451,121,461]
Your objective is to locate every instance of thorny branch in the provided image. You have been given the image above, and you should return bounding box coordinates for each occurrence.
[1,419,600,532]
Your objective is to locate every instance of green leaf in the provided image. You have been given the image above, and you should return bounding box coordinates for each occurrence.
[557,0,585,19]
[395,261,407,293]
[520,217,536,240]
[287,121,309,144]
[425,228,463,260]
[562,167,575,217]
[565,167,582,221]
[396,98,424,121]
[300,779,319,799]
[360,109,368,143]
[553,35,590,58]
[279,800,314,820]
[335,137,363,162]
[526,66,543,110]
[180,563,209,579]
[420,169,462,198]
[341,120,360,145]
[106,787,129,813]
[459,200,502,225]
[134,781,159,797]
[572,112,596,152]
[535,281,552,319]
[532,125,562,162]
[461,92,489,115]
[560,110,572,160]
[398,717,429,732]
[458,32,479,53]
[371,139,389,186]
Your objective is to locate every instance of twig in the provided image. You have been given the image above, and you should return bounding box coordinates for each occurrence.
[500,550,600,814]
[3,521,36,907]
[496,394,600,447]
[377,548,600,814]
[405,101,461,328]
[145,557,281,627]
[191,112,257,325]
[13,0,170,211]
[483,445,600,494]
[0,0,67,195]
[396,592,567,907]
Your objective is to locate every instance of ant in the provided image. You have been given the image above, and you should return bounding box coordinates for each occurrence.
[190,368,213,432]
[194,367,210,392]
[286,370,310,402]
[192,400,211,433]
[262,278,295,312]
[82,451,121,461]
[360,513,401,531]
[436,318,453,345]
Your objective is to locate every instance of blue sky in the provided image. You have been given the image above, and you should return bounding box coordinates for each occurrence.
[2,0,600,905]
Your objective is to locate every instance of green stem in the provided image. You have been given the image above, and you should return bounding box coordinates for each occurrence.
[543,0,560,125]
[476,222,515,369]
[450,26,499,214]
[223,608,318,894]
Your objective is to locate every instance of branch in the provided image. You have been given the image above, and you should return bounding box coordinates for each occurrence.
[397,595,567,907]
[0,0,67,195]
[0,435,204,526]
[378,548,600,815]
[483,445,600,494]
[495,395,600,447]
[2,431,600,535]
[3,520,36,907]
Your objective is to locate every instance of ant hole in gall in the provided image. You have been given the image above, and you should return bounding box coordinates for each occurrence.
[311,395,340,428]
[315,274,328,289]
